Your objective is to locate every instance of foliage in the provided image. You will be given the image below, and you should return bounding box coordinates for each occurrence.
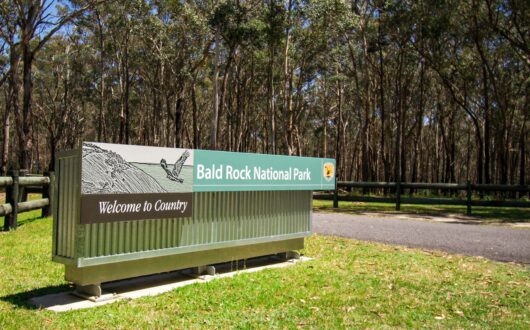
[0,0,528,188]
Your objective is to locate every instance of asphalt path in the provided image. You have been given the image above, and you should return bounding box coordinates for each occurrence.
[312,212,530,264]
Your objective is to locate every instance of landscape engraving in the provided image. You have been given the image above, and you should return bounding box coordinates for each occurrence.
[81,143,193,194]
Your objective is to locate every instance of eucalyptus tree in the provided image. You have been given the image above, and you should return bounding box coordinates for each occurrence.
[33,33,92,169]
[0,0,527,188]
[0,1,20,174]
[0,0,107,170]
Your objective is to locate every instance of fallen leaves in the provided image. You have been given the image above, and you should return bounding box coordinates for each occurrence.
[454,310,465,317]
[342,306,356,312]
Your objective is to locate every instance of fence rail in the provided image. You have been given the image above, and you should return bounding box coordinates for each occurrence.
[314,181,530,215]
[0,171,55,230]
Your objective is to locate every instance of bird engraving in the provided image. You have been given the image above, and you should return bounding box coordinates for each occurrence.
[160,150,190,183]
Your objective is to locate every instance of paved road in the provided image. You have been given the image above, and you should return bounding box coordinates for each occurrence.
[312,213,530,264]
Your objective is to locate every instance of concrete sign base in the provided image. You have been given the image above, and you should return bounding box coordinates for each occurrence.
[29,256,311,312]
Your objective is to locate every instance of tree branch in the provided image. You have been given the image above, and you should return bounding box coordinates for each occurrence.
[33,0,108,54]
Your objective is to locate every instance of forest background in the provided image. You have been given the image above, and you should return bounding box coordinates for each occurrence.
[0,0,528,186]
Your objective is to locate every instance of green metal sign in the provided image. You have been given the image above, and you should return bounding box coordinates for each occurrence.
[194,150,335,191]
[80,142,335,223]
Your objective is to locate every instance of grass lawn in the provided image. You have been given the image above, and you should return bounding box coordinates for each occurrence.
[313,199,530,223]
[1,215,529,328]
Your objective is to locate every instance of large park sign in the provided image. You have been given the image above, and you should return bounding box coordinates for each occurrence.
[80,142,335,224]
[55,142,335,297]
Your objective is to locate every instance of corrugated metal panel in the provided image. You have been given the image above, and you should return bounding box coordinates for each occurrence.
[54,151,80,259]
[79,190,310,259]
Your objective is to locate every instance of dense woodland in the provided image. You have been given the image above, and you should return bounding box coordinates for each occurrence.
[0,0,528,185]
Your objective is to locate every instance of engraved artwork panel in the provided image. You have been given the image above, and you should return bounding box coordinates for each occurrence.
[81,142,193,194]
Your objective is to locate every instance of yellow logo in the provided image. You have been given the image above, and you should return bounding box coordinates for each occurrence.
[323,162,335,181]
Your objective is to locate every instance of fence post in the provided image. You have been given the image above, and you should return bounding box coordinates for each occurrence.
[333,182,339,209]
[395,181,401,211]
[42,171,54,217]
[4,170,19,230]
[19,169,28,203]
[466,180,472,216]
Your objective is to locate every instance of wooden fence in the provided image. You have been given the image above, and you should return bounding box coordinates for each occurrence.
[314,181,530,215]
[0,170,55,230]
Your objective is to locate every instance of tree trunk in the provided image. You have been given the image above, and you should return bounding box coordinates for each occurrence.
[191,82,199,148]
[48,133,57,171]
[165,94,172,147]
[268,0,276,154]
[483,66,491,184]
[268,43,276,154]
[411,59,425,188]
[174,97,183,148]
[17,1,39,171]
[393,51,404,184]
[1,108,11,175]
[284,0,293,155]
[219,48,235,150]
[378,11,389,183]
[361,93,370,182]
[124,57,130,144]
[322,79,328,158]
[118,40,130,145]
[1,47,19,174]
[96,10,106,142]
[519,126,526,188]
[20,48,35,170]
[210,26,221,150]
[335,79,343,181]
[119,76,126,143]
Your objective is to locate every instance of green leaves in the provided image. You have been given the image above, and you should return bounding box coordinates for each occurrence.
[209,2,264,49]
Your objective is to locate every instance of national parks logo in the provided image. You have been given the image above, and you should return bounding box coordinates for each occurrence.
[323,162,335,181]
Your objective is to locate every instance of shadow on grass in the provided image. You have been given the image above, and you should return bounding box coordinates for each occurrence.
[0,284,72,310]
[1,211,46,231]
[468,208,530,223]
[1,255,294,311]
[16,213,46,227]
[313,203,530,224]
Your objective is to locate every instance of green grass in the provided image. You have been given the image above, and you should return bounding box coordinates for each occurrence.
[313,200,530,223]
[1,216,529,328]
